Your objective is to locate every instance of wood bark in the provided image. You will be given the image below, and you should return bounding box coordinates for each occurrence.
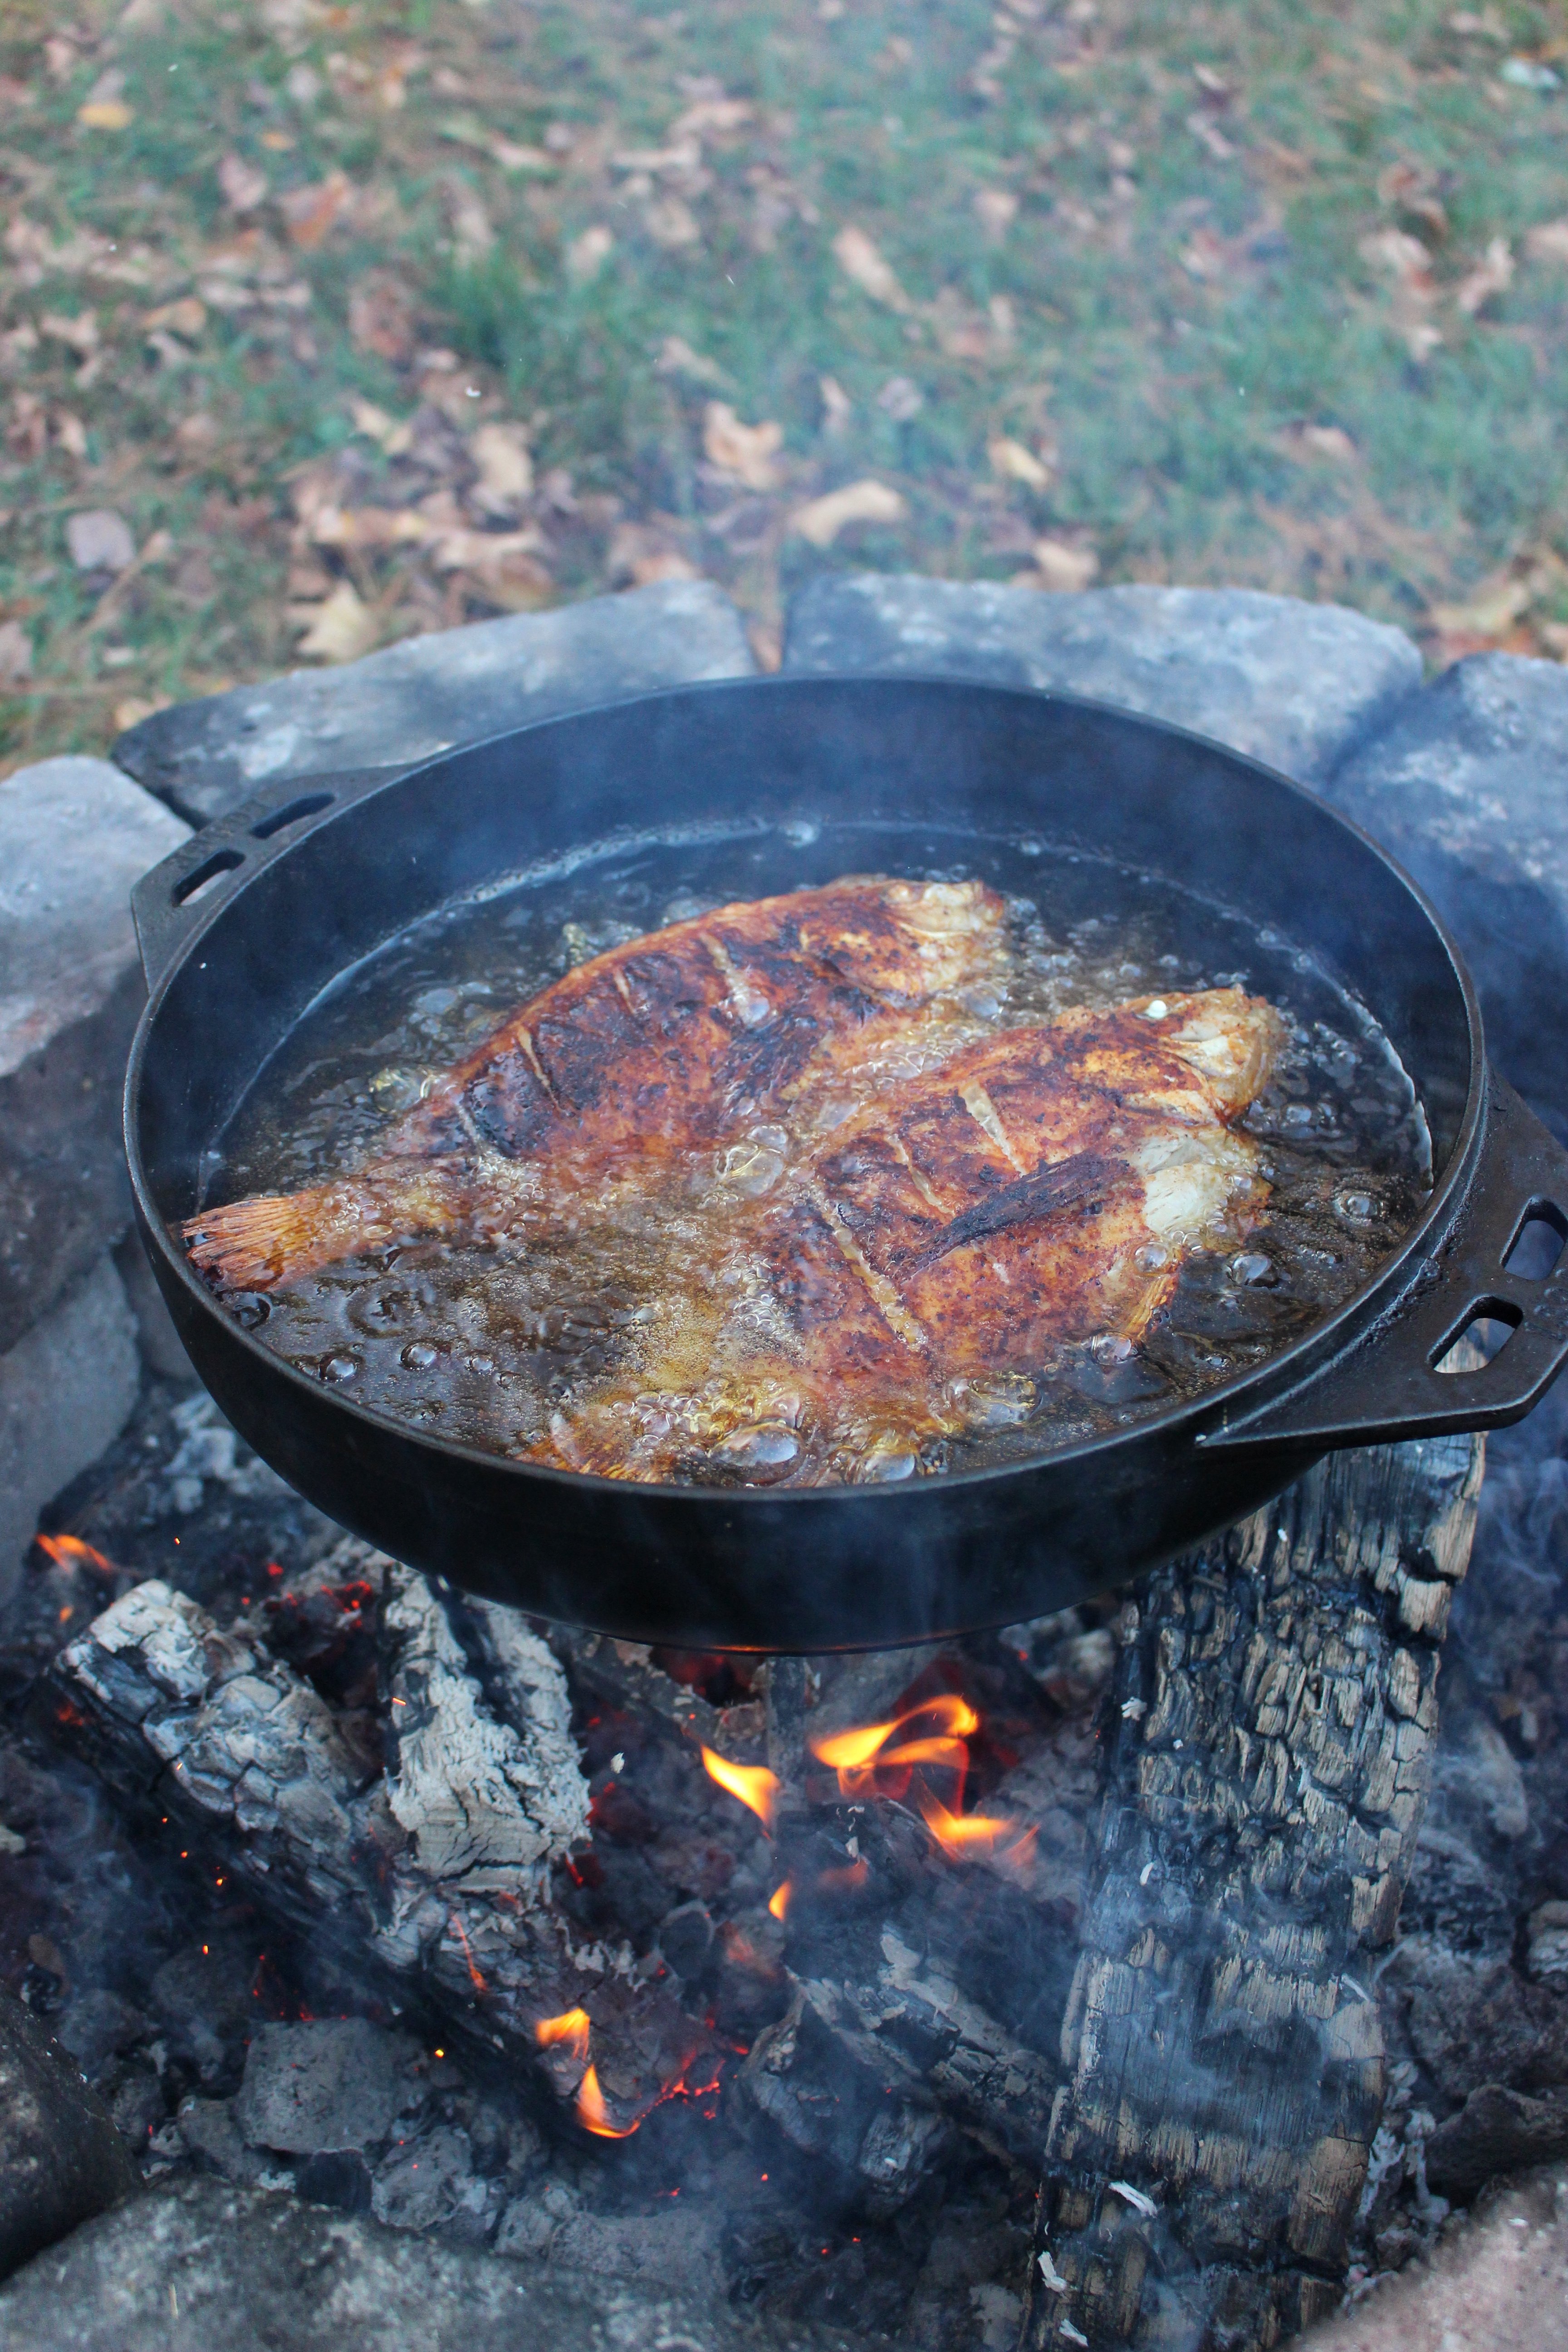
[1020,1431,1485,2352]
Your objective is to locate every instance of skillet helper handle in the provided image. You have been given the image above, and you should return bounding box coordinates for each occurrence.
[1202,1066,1568,1452]
[131,765,408,995]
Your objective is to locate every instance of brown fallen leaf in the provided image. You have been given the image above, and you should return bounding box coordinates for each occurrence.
[1427,576,1532,635]
[54,412,88,460]
[1186,112,1235,161]
[566,225,614,283]
[78,100,134,131]
[279,171,355,250]
[832,225,911,312]
[1455,235,1514,314]
[219,154,270,216]
[988,436,1054,491]
[470,421,534,513]
[348,273,418,363]
[607,521,700,588]
[1278,421,1358,463]
[1377,161,1449,240]
[443,177,494,260]
[113,695,169,733]
[654,335,733,390]
[40,311,100,358]
[1179,228,1228,282]
[973,188,1019,243]
[703,401,785,492]
[292,580,379,662]
[175,412,219,453]
[1359,227,1435,292]
[66,509,137,574]
[348,397,414,456]
[1029,538,1099,591]
[143,296,207,342]
[0,618,33,684]
[672,95,753,140]
[1524,218,1568,264]
[645,195,702,250]
[789,478,906,548]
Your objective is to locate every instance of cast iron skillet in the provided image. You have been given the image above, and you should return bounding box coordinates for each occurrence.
[124,677,1568,1651]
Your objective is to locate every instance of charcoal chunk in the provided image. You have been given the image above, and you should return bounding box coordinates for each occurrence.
[1424,2082,1568,2203]
[0,1988,140,2281]
[235,2018,414,2156]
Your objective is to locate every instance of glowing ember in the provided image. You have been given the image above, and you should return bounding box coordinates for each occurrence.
[447,1912,488,1995]
[701,1745,779,1834]
[768,1881,792,1921]
[34,1534,116,1577]
[577,2062,641,2138]
[534,2006,592,2060]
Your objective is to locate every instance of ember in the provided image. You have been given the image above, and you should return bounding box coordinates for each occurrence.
[534,2007,592,2062]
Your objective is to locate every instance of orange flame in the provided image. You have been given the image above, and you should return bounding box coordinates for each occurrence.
[534,2006,591,2061]
[701,1746,779,1834]
[577,2063,641,2138]
[917,1788,1035,1870]
[34,1534,115,1577]
[768,1881,792,1921]
[810,1694,979,1801]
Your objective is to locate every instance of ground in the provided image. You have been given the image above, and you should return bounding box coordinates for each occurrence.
[3,0,1568,775]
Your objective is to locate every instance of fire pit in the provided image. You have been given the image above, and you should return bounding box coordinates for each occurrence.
[3,577,1568,2352]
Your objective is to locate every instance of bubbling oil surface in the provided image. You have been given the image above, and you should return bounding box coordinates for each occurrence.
[214,828,1431,1485]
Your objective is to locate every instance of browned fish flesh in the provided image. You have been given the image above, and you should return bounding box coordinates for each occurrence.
[539,987,1286,1484]
[180,877,1012,1293]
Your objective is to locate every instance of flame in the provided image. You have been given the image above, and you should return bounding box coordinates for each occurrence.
[34,1534,115,1576]
[701,1746,779,1834]
[534,2006,592,2061]
[917,1788,1035,1870]
[577,2063,640,2138]
[768,1881,792,1921]
[810,1694,979,1800]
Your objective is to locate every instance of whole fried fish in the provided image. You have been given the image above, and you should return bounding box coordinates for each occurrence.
[181,877,1012,1293]
[540,987,1285,1483]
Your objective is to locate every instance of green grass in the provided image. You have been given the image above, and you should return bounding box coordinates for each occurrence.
[3,0,1568,772]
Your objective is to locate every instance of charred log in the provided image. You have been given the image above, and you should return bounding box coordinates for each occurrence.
[1020,1430,1485,2351]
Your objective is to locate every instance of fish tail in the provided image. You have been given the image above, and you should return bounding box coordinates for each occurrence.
[178,1163,467,1293]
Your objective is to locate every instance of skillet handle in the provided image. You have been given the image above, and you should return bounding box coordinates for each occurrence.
[131,765,408,995]
[1200,1067,1568,1452]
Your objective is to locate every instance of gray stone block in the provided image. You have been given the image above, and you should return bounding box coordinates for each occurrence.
[782,574,1421,783]
[0,1255,141,1611]
[0,760,188,1355]
[0,1989,140,2282]
[0,2173,877,2352]
[113,580,758,828]
[1324,653,1568,1132]
[235,2020,414,2156]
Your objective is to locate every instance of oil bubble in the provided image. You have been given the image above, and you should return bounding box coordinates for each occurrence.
[320,1353,360,1383]
[230,1293,270,1331]
[1334,1188,1380,1223]
[401,1340,440,1370]
[950,1372,1038,1430]
[709,1424,801,1483]
[1229,1251,1275,1287]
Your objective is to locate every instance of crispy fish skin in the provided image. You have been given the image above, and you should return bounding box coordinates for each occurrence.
[543,988,1284,1482]
[179,878,1010,1293]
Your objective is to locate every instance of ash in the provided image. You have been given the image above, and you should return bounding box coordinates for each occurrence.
[4,1363,1564,2351]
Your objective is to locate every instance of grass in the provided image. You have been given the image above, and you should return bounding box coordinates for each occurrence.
[3,0,1568,774]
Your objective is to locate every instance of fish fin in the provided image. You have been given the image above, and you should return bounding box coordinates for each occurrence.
[179,1188,353,1293]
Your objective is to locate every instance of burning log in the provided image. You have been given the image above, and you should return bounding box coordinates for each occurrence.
[46,1542,724,2129]
[1020,1430,1485,2350]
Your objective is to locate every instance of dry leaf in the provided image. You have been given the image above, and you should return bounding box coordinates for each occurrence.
[1524,219,1568,264]
[175,411,218,452]
[444,179,495,260]
[1186,113,1235,161]
[1180,229,1228,281]
[78,101,134,130]
[876,375,924,422]
[789,478,906,548]
[349,274,417,363]
[1030,538,1099,591]
[470,421,534,512]
[0,619,33,683]
[1359,227,1434,292]
[819,375,852,434]
[703,401,785,491]
[1455,235,1514,314]
[567,226,614,284]
[646,196,701,250]
[1428,577,1532,635]
[219,154,269,215]
[974,188,1019,243]
[671,95,752,140]
[1279,421,1357,463]
[988,436,1054,491]
[1377,161,1449,240]
[279,171,354,250]
[655,335,732,389]
[292,580,378,662]
[607,522,699,587]
[489,139,555,175]
[348,396,414,456]
[40,311,100,358]
[143,297,207,341]
[832,225,911,312]
[54,412,88,459]
[66,509,136,573]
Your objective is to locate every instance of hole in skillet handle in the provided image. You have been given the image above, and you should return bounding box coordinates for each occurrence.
[250,790,335,841]
[1432,1300,1524,1376]
[1504,1202,1568,1284]
[172,845,245,907]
